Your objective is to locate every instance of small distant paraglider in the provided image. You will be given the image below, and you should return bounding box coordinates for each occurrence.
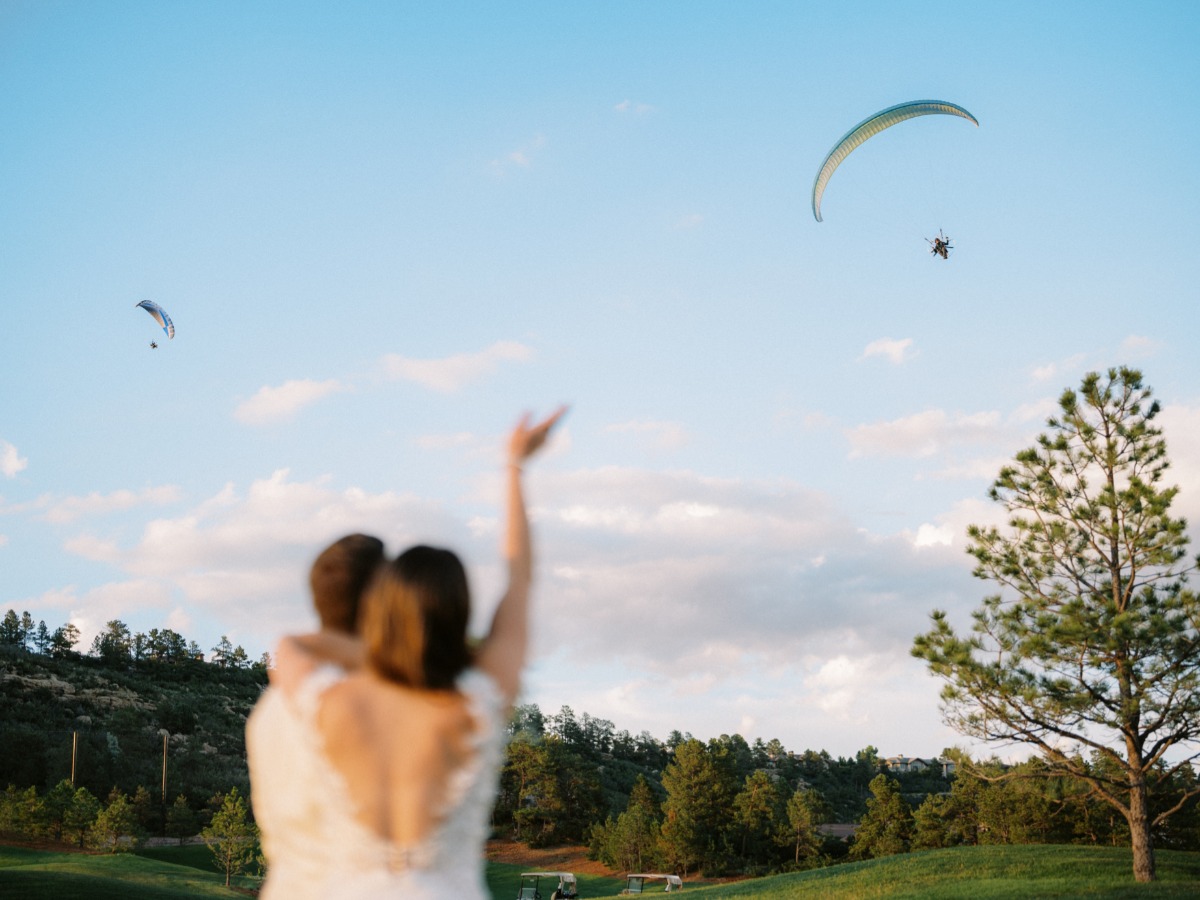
[927,230,953,259]
[811,100,978,223]
[136,300,174,346]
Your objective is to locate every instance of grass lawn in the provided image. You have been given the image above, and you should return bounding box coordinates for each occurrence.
[3,842,1199,898]
[487,858,629,899]
[0,844,257,899]
[138,842,230,874]
[680,845,1200,899]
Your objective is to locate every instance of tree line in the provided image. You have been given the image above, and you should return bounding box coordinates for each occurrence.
[4,644,1199,882]
[0,779,260,887]
[486,703,1200,879]
[489,702,948,876]
[1,608,264,670]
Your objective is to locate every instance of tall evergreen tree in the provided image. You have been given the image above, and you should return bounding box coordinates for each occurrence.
[731,770,785,869]
[850,774,913,860]
[0,609,21,646]
[605,776,662,872]
[784,787,828,866]
[91,620,133,665]
[914,368,1200,883]
[33,620,52,655]
[659,738,737,875]
[49,622,80,658]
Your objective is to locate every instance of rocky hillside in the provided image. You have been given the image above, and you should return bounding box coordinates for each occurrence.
[0,646,267,805]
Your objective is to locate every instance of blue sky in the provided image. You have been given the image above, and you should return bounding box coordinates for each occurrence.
[2,1,1199,758]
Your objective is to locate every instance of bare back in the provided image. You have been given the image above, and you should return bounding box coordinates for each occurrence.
[317,672,477,848]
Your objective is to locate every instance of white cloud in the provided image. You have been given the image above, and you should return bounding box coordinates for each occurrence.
[674,213,704,230]
[1031,353,1085,383]
[1011,398,1058,424]
[859,337,916,365]
[846,409,1005,459]
[912,523,954,548]
[234,378,346,425]
[604,418,689,451]
[41,485,183,524]
[381,341,533,392]
[51,470,468,649]
[25,459,988,757]
[522,467,977,681]
[1119,334,1162,359]
[614,99,655,115]
[1159,403,1200,534]
[489,134,546,173]
[2,440,28,477]
[0,534,8,547]
[19,581,173,652]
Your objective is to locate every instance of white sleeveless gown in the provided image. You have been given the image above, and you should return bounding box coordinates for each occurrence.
[248,667,506,899]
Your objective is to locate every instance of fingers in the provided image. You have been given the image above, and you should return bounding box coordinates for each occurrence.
[510,406,568,462]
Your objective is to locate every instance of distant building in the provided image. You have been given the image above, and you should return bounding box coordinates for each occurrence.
[884,755,956,777]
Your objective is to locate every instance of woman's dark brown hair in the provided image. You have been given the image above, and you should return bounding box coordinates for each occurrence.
[359,545,472,689]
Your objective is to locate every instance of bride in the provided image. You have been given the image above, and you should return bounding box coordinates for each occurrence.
[267,408,565,898]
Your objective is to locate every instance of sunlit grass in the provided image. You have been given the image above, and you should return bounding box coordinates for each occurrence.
[4,843,1200,898]
[679,846,1200,899]
[486,859,629,899]
[0,844,253,899]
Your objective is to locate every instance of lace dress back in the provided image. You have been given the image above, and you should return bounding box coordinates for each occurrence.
[283,665,507,900]
[247,686,331,900]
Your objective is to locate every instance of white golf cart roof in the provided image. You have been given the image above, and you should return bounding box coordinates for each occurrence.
[624,873,683,891]
[521,872,577,882]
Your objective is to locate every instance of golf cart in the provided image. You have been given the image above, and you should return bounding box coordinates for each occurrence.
[516,871,578,900]
[621,873,683,893]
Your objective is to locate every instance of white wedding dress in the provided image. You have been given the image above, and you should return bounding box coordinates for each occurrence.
[247,666,507,900]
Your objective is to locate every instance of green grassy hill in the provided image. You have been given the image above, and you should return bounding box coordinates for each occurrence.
[4,844,1200,899]
[682,845,1200,899]
[0,845,255,899]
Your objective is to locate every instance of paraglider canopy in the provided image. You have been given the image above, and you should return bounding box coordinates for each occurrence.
[812,100,978,222]
[136,300,175,339]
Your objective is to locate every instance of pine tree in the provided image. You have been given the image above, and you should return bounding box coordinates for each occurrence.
[784,787,828,866]
[202,787,259,887]
[850,774,912,859]
[659,738,737,876]
[166,794,199,845]
[90,790,141,852]
[914,368,1200,882]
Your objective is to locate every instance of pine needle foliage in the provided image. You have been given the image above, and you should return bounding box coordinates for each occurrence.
[913,368,1200,883]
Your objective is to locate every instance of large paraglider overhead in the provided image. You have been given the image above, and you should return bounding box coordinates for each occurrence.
[811,100,978,222]
[136,300,175,340]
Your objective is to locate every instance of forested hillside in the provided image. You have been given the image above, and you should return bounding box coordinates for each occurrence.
[1,617,265,811]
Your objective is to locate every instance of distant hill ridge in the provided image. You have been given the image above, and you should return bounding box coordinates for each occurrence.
[0,645,267,805]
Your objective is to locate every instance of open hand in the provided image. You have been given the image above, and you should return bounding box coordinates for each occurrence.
[509,406,568,466]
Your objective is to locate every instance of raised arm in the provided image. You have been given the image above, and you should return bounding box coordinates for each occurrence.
[475,407,566,706]
[270,630,365,696]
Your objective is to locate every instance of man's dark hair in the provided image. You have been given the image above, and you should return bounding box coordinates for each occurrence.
[310,534,385,633]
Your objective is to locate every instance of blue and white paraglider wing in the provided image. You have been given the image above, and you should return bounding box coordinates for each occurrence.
[811,100,978,222]
[136,300,175,339]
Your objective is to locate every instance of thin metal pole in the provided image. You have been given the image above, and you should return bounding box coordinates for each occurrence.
[71,731,77,786]
[162,732,168,802]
